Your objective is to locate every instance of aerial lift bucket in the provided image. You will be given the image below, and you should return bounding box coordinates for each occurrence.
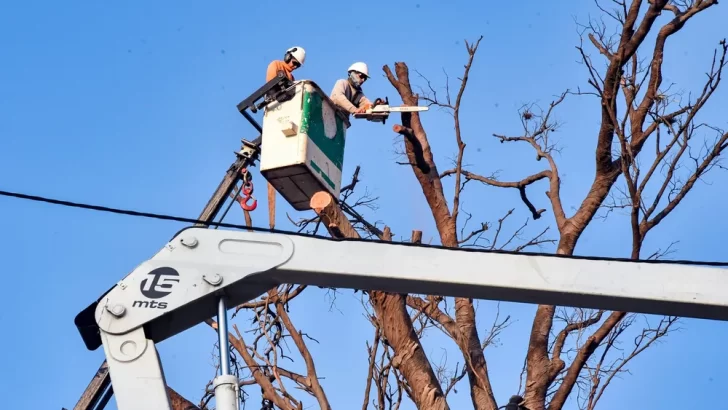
[258,80,350,211]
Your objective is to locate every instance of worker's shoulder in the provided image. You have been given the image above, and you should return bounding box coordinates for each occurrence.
[267,59,285,67]
[329,78,344,93]
[332,78,350,89]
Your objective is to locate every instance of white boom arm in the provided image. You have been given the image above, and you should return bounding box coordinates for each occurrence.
[75,227,728,410]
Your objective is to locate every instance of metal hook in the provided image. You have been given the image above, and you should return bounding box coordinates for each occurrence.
[242,181,254,196]
[241,168,253,184]
[238,192,257,211]
[236,168,257,211]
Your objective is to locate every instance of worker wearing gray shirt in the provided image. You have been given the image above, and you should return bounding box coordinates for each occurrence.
[329,62,372,121]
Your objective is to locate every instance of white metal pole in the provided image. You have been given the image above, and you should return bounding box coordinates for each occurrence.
[217,297,231,376]
[214,296,239,410]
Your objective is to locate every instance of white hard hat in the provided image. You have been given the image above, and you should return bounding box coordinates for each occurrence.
[348,62,369,78]
[286,46,306,65]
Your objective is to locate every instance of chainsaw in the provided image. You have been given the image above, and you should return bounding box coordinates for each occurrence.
[353,97,429,124]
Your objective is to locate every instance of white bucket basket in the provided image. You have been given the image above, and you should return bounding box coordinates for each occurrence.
[259,80,350,211]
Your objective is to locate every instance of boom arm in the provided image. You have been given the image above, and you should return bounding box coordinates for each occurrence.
[75,227,728,410]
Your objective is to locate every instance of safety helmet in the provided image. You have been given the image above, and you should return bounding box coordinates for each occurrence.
[347,62,369,78]
[285,46,306,66]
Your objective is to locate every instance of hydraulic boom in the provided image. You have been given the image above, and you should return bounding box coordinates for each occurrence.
[75,227,728,410]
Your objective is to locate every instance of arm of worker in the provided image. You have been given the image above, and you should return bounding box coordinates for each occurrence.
[357,94,372,113]
[266,61,293,82]
[329,80,360,114]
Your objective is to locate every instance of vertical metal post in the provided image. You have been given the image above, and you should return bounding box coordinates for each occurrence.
[217,297,231,376]
[213,296,238,410]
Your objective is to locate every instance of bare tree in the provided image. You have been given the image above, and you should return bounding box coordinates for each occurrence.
[378,2,725,410]
[188,2,726,409]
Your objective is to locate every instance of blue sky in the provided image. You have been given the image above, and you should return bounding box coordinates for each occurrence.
[1,1,727,409]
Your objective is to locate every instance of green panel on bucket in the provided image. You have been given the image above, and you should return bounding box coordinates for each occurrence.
[300,89,346,170]
[310,160,336,190]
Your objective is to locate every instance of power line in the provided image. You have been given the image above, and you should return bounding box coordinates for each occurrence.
[1,188,727,267]
[0,188,256,231]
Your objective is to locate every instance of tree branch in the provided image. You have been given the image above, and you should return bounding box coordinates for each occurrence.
[490,91,569,230]
[205,319,296,410]
[310,191,450,409]
[362,324,381,410]
[547,311,627,410]
[461,170,550,220]
[275,297,331,409]
[451,36,483,226]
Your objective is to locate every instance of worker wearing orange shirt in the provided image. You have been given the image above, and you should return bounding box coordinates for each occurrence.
[265,46,306,82]
[264,46,306,231]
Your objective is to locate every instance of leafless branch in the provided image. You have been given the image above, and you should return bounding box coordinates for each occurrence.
[583,315,681,410]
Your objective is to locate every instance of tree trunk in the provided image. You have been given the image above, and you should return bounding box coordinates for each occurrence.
[384,62,499,410]
[371,292,450,409]
[310,192,449,409]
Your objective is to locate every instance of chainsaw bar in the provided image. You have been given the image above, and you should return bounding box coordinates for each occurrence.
[352,99,429,125]
[369,105,429,113]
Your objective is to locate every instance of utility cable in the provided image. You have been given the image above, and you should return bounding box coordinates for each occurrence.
[1,188,728,266]
[215,182,244,230]
[0,188,253,230]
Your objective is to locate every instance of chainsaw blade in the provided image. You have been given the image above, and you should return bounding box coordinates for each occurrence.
[370,105,429,113]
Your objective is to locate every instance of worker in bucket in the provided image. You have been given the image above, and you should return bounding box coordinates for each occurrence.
[264,46,305,231]
[329,62,373,119]
[266,46,306,82]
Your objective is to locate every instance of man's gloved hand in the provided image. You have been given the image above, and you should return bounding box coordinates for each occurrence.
[356,103,371,114]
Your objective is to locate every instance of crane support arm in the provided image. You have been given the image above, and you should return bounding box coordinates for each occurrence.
[75,227,728,410]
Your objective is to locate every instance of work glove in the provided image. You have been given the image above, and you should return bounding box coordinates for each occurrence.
[356,103,371,113]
